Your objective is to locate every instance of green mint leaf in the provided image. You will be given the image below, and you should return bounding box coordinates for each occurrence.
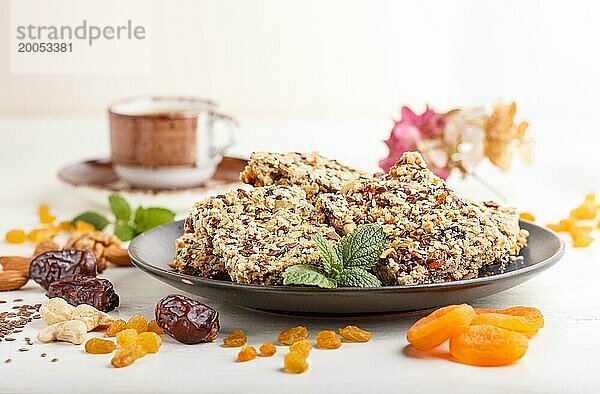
[108,195,131,222]
[313,234,343,276]
[72,211,110,231]
[336,267,382,288]
[133,207,176,233]
[282,265,337,289]
[336,224,387,269]
[114,222,136,241]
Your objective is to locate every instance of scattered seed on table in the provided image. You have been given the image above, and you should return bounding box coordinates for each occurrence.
[40,353,47,357]
[32,315,41,319]
[5,359,11,364]
[51,358,58,363]
[4,338,15,341]
[0,300,6,304]
[18,348,28,352]
[13,299,23,303]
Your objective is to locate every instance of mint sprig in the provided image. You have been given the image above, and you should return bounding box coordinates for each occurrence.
[73,194,175,241]
[282,224,386,289]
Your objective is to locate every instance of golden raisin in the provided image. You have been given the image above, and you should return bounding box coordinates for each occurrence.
[259,343,277,357]
[126,314,148,334]
[38,204,56,224]
[570,193,597,220]
[27,228,54,243]
[289,339,312,357]
[315,330,341,349]
[116,328,139,347]
[136,332,162,353]
[449,325,529,366]
[407,304,475,351]
[237,346,257,362]
[57,221,73,232]
[284,351,308,373]
[278,326,308,345]
[147,319,165,335]
[338,325,372,342]
[85,338,116,354]
[223,329,247,347]
[75,220,96,234]
[4,229,26,244]
[106,319,127,337]
[111,344,147,368]
[518,212,535,222]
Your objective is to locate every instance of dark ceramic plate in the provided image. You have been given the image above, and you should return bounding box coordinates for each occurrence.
[129,220,564,314]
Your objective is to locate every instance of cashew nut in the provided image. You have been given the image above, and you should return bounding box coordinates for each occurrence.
[39,298,75,325]
[71,304,114,331]
[37,320,87,345]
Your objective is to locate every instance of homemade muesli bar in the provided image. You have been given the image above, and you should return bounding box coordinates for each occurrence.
[316,152,526,285]
[172,185,335,285]
[240,151,374,202]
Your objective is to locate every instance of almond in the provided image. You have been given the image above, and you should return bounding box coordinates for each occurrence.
[0,270,29,291]
[104,246,132,266]
[0,256,31,275]
[33,239,60,257]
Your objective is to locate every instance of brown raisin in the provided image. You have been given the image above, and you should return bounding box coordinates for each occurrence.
[259,343,277,357]
[315,330,341,349]
[30,250,97,289]
[155,294,219,344]
[278,326,308,345]
[45,274,119,312]
[223,329,247,347]
[237,346,257,362]
[106,319,127,337]
[85,338,116,354]
[284,351,308,373]
[338,326,372,342]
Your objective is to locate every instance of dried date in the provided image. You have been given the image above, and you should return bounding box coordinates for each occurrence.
[155,294,219,344]
[46,274,119,312]
[30,250,97,289]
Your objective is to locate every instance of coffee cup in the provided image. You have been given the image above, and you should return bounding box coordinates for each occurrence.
[109,96,236,189]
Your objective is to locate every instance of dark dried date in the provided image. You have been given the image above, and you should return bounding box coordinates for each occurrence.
[155,294,219,344]
[29,250,97,289]
[46,274,119,312]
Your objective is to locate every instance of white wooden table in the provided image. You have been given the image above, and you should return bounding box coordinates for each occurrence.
[0,114,598,393]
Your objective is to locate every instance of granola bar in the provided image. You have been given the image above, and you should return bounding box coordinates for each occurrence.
[172,185,335,285]
[317,152,525,285]
[240,152,374,202]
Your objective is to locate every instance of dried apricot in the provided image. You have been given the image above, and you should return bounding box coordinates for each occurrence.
[223,329,247,347]
[106,319,127,337]
[136,332,162,353]
[116,328,139,347]
[284,351,308,373]
[278,326,308,345]
[5,229,26,244]
[289,339,312,357]
[449,325,529,366]
[111,344,147,368]
[315,330,341,349]
[474,306,544,335]
[147,319,165,335]
[407,304,475,351]
[471,313,538,338]
[75,220,96,234]
[237,346,257,362]
[85,338,116,354]
[259,343,277,357]
[338,325,372,342]
[126,314,148,334]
